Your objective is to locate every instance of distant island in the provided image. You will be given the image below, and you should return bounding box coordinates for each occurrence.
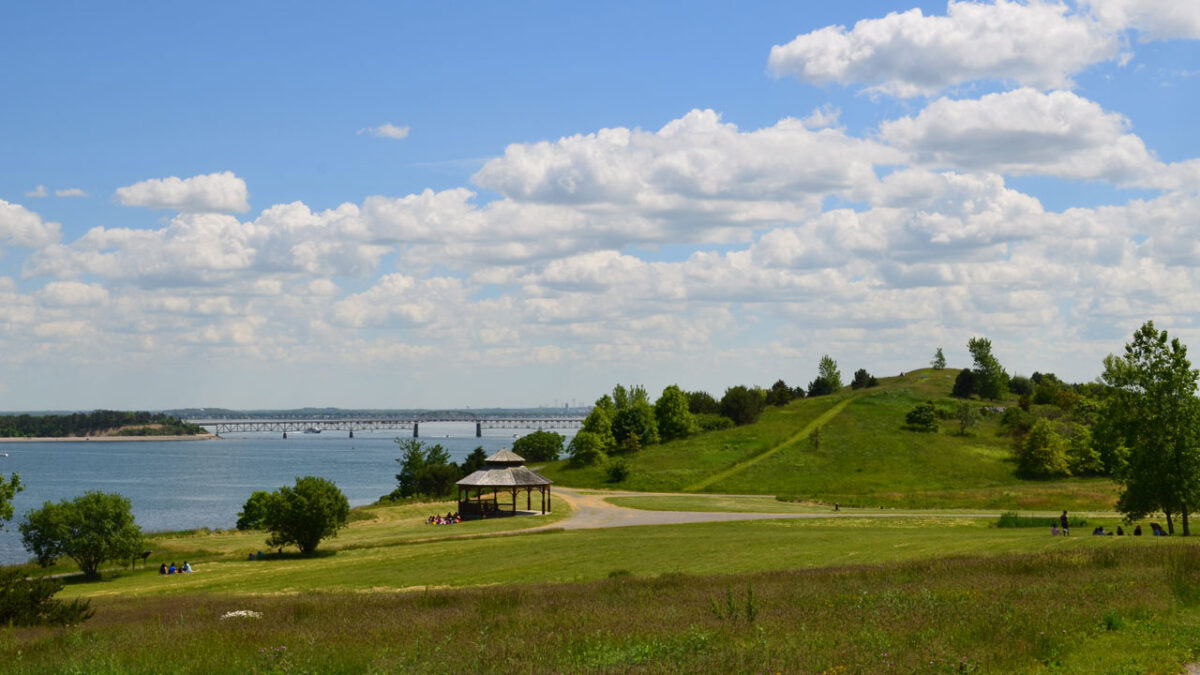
[0,410,210,441]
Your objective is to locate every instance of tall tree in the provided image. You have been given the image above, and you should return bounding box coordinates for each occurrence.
[581,395,617,452]
[1101,321,1200,535]
[654,385,694,441]
[931,347,946,370]
[20,491,145,581]
[1019,418,1070,477]
[818,355,842,390]
[967,337,1009,400]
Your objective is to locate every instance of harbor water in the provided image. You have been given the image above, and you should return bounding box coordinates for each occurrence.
[0,424,565,566]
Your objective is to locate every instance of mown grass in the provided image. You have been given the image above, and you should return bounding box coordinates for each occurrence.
[54,513,1177,599]
[8,545,1200,673]
[543,370,1119,510]
[17,497,571,580]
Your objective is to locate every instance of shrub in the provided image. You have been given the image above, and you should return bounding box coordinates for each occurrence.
[694,413,734,432]
[850,368,878,390]
[0,569,93,626]
[605,458,630,483]
[904,403,938,432]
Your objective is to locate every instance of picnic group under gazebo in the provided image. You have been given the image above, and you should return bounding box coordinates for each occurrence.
[456,448,553,518]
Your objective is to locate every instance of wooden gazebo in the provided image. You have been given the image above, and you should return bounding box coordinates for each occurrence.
[456,448,552,518]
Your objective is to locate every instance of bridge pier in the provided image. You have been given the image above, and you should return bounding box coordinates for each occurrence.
[476,422,482,437]
[349,429,354,438]
[413,422,419,438]
[283,431,287,439]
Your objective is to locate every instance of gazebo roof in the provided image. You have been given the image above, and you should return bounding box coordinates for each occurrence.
[456,447,553,488]
[457,465,552,488]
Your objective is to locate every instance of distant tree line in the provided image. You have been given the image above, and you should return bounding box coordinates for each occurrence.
[0,411,204,438]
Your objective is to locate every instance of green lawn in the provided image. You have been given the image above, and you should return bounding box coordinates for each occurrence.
[59,512,1169,599]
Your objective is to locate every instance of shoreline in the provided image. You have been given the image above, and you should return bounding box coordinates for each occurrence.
[0,434,218,444]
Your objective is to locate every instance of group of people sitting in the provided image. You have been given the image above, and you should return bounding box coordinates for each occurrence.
[427,512,462,525]
[1052,523,1167,536]
[158,561,192,574]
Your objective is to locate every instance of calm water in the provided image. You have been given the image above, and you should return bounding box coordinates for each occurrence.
[0,424,564,566]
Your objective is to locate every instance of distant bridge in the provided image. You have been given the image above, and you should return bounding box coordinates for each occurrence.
[188,416,585,438]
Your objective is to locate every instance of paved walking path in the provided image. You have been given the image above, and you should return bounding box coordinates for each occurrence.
[543,488,999,531]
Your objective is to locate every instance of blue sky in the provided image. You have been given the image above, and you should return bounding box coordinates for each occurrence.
[2,1,1199,410]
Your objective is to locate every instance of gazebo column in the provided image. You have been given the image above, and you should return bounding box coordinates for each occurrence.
[526,487,531,511]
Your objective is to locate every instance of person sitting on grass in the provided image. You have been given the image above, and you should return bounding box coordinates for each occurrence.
[1092,526,1106,536]
[1134,524,1142,536]
[1151,523,1166,536]
[159,563,167,575]
[1117,526,1125,536]
[168,562,177,574]
[182,561,192,573]
[1052,525,1060,536]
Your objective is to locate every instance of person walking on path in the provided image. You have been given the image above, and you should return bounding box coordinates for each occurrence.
[1060,510,1070,535]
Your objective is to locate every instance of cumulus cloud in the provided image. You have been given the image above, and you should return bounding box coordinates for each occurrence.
[55,188,88,198]
[768,1,1120,97]
[37,281,109,307]
[0,200,61,250]
[115,171,250,213]
[1082,0,1200,40]
[359,123,410,140]
[878,88,1166,186]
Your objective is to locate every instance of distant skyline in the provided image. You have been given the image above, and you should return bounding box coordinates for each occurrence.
[2,1,1199,410]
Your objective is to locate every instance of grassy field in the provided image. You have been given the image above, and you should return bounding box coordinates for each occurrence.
[56,511,1167,599]
[10,542,1200,673]
[542,370,1120,510]
[8,498,571,580]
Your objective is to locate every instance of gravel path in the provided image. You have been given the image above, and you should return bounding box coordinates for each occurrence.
[546,488,999,530]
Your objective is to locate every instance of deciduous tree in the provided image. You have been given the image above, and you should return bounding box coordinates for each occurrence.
[931,347,946,370]
[654,385,694,441]
[512,430,565,462]
[968,337,1009,400]
[720,385,767,425]
[1101,321,1200,535]
[20,491,145,581]
[1019,418,1070,477]
[262,476,350,554]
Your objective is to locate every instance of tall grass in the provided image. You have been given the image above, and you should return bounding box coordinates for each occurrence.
[996,512,1088,529]
[6,546,1200,673]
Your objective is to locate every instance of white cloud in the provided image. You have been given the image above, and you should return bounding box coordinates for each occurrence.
[37,281,109,307]
[878,88,1166,186]
[25,185,47,198]
[115,171,250,213]
[1082,0,1200,40]
[768,1,1120,97]
[0,200,62,250]
[55,187,89,198]
[359,123,410,140]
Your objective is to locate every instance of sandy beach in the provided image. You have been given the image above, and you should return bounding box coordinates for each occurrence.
[0,434,218,443]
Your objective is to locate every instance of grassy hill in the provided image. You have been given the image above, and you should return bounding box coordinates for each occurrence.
[539,369,1118,510]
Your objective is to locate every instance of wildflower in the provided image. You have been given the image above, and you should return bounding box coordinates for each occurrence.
[220,609,263,620]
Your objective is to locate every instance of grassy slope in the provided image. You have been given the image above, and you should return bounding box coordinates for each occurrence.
[543,369,1118,510]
